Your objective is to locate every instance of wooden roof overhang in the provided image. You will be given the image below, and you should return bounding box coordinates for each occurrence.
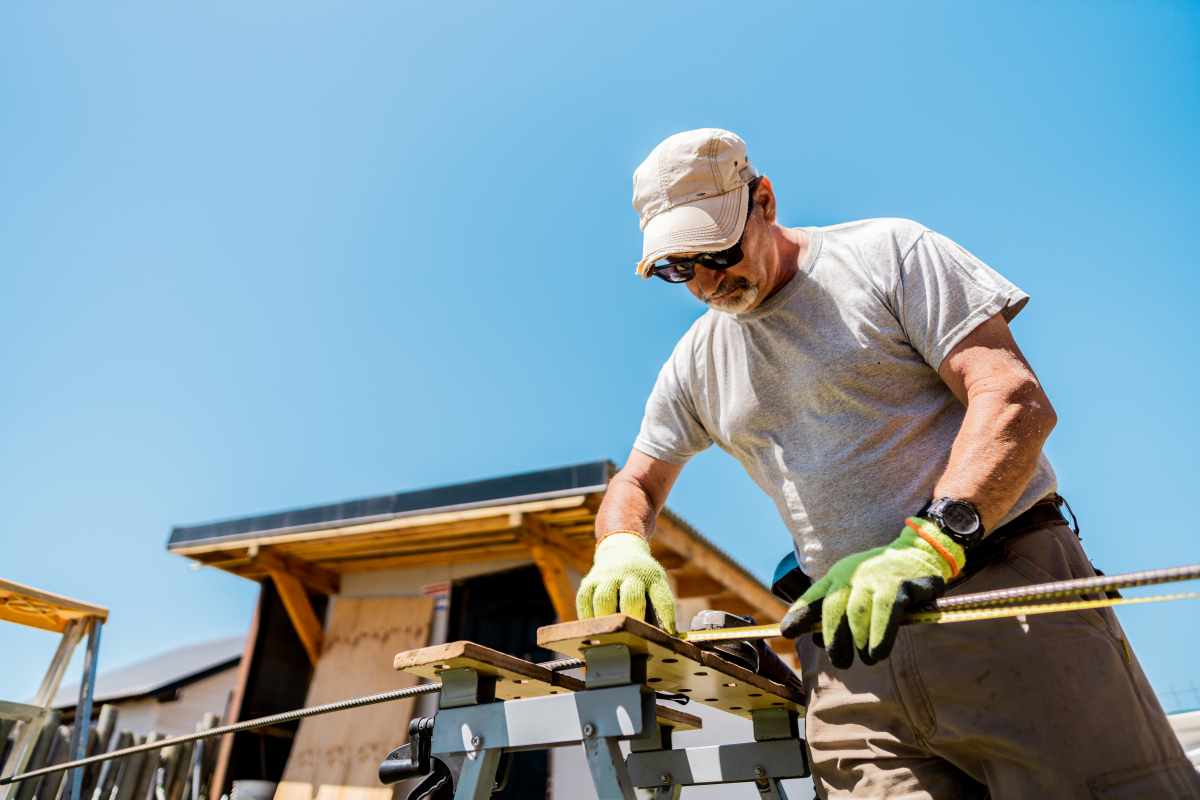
[167,461,789,664]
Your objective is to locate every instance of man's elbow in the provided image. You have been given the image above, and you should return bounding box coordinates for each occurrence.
[1018,384,1057,440]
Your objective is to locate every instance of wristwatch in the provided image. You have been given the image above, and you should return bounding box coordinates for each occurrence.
[919,497,985,552]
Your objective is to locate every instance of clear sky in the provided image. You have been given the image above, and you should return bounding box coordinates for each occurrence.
[2,1,1198,713]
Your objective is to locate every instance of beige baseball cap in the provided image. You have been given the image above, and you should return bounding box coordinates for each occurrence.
[632,128,759,279]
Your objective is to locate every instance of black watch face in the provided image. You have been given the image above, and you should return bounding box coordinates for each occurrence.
[942,502,980,536]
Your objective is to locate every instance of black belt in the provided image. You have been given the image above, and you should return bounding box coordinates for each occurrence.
[964,493,1075,571]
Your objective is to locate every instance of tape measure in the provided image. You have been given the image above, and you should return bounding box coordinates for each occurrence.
[682,589,1200,644]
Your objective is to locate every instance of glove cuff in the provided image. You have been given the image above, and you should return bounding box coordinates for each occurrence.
[595,530,650,556]
[905,517,966,579]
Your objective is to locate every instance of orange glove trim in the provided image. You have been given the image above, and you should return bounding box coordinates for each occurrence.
[906,518,961,579]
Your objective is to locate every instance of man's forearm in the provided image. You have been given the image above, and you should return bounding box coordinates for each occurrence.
[593,450,684,544]
[594,471,659,543]
[933,384,1056,531]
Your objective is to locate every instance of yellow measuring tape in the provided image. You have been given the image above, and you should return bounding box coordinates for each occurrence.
[680,590,1200,643]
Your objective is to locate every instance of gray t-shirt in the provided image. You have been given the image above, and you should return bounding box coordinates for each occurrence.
[635,218,1057,579]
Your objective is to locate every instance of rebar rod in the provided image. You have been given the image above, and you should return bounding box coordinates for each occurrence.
[0,657,585,786]
[930,562,1200,610]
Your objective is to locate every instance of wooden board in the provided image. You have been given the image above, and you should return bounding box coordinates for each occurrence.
[537,614,805,719]
[394,640,701,732]
[0,578,108,633]
[282,597,435,789]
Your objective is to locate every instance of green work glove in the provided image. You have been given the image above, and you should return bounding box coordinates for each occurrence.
[576,532,677,635]
[780,518,965,668]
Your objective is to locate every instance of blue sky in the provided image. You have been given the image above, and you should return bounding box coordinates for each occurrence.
[2,1,1198,712]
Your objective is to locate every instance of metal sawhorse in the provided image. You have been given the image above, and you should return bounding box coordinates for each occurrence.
[0,579,107,800]
[385,614,809,799]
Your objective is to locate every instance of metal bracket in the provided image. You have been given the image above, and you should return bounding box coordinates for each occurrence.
[625,738,808,790]
[583,643,647,689]
[437,668,497,709]
[431,684,653,755]
[751,708,799,741]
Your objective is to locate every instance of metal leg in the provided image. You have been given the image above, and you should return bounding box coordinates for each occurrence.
[67,617,102,800]
[583,737,636,800]
[451,748,501,800]
[653,785,682,800]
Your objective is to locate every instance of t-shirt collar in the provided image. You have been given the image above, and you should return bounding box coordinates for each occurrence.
[731,226,824,322]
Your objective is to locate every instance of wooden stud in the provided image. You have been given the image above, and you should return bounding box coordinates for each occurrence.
[266,569,324,665]
[526,543,577,623]
[210,591,263,800]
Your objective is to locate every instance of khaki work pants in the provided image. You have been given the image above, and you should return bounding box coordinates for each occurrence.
[795,523,1200,799]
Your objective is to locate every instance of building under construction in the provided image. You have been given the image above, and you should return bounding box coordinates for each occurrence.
[166,461,793,800]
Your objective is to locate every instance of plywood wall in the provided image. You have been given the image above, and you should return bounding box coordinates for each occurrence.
[281,597,434,789]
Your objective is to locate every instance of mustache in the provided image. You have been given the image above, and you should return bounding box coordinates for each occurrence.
[699,276,755,304]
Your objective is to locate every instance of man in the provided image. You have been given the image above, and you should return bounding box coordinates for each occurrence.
[575,129,1198,798]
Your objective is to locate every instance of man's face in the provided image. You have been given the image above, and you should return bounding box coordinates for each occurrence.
[680,204,772,314]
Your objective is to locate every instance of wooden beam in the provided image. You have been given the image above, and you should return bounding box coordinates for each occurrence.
[652,513,788,621]
[517,514,594,574]
[262,564,324,665]
[527,543,577,623]
[251,546,339,595]
[211,588,264,800]
[674,573,725,598]
[651,548,686,570]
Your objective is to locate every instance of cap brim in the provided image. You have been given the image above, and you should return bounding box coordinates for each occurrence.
[637,185,748,279]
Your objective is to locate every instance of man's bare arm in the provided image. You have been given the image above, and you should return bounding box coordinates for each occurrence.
[594,449,684,543]
[934,313,1057,531]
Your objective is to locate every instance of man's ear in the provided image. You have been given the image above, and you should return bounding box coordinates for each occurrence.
[754,176,777,224]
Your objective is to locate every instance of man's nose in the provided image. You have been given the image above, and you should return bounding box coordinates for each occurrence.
[695,265,725,295]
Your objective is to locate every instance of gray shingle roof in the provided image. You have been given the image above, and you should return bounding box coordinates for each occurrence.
[53,634,245,709]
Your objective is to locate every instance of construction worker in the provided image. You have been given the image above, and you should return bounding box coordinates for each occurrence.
[576,128,1200,798]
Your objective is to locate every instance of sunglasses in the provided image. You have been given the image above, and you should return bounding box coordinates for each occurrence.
[649,194,752,284]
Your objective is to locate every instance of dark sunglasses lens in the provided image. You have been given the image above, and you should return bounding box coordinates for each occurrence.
[651,261,695,283]
[701,241,745,269]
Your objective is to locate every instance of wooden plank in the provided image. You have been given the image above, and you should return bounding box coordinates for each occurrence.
[325,544,532,574]
[395,641,580,697]
[0,580,108,633]
[251,547,340,595]
[171,496,589,556]
[266,570,325,665]
[526,544,578,623]
[286,530,522,562]
[652,514,788,621]
[537,614,804,720]
[282,597,434,789]
[393,642,700,731]
[281,517,521,557]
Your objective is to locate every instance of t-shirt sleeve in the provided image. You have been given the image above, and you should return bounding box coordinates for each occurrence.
[894,230,1030,371]
[633,350,713,466]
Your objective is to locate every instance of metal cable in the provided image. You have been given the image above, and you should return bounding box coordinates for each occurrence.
[0,657,585,786]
